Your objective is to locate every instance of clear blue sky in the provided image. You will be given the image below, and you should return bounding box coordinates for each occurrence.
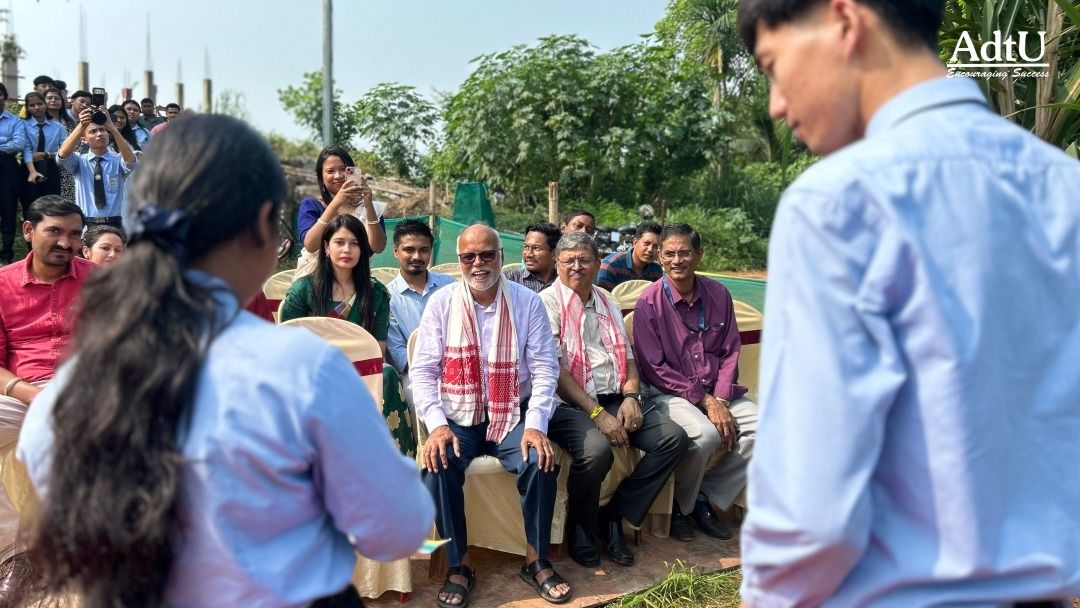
[8,0,669,141]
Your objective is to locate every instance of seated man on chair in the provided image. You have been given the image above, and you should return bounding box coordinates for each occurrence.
[386,219,454,377]
[0,196,89,599]
[633,223,758,542]
[595,221,663,291]
[504,222,560,294]
[411,224,572,607]
[542,232,688,568]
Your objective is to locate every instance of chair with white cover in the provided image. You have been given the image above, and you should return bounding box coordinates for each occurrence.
[281,317,409,600]
[370,266,400,286]
[502,262,522,272]
[408,331,571,578]
[611,280,652,315]
[429,262,463,278]
[261,270,295,322]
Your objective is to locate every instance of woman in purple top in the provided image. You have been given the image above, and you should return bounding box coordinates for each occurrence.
[297,146,386,266]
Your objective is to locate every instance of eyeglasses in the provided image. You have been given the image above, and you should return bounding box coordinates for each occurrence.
[522,245,549,254]
[557,257,596,268]
[457,249,501,264]
[660,250,696,261]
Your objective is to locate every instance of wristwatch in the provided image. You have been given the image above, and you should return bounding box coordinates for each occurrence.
[624,392,641,403]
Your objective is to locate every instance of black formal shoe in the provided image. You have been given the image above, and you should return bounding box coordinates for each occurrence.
[597,513,634,566]
[691,499,732,540]
[670,508,696,542]
[568,524,600,568]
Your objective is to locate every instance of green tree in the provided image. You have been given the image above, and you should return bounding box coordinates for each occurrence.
[278,71,361,146]
[353,83,439,179]
[438,35,726,209]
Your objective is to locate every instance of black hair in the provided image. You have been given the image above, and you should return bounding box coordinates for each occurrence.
[26,195,85,228]
[314,145,356,205]
[140,97,154,105]
[70,90,91,100]
[23,91,46,111]
[660,223,702,250]
[634,221,662,240]
[165,103,181,111]
[53,80,67,91]
[34,75,54,87]
[393,218,435,246]
[43,87,75,130]
[561,208,595,225]
[29,115,285,608]
[82,224,127,251]
[737,0,944,52]
[122,98,141,111]
[108,104,141,152]
[524,221,561,251]
[0,83,8,99]
[312,214,376,331]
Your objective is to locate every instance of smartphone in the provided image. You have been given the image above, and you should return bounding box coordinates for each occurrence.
[91,87,106,108]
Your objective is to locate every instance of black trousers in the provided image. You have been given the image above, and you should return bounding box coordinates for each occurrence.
[548,395,689,533]
[311,585,364,607]
[0,155,20,261]
[18,159,61,218]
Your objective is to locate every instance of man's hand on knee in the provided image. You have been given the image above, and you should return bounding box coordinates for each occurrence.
[423,425,460,473]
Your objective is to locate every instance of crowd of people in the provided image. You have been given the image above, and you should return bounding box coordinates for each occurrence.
[1,0,1080,604]
[0,73,185,265]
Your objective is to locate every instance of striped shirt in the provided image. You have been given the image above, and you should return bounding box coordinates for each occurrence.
[596,250,663,291]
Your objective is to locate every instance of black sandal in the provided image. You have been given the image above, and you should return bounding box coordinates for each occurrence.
[518,558,572,604]
[436,564,476,608]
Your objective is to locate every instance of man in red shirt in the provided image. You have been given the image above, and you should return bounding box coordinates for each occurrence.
[0,195,89,595]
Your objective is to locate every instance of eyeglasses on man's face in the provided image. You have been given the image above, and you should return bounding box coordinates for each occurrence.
[457,249,501,264]
[557,256,596,268]
[659,249,696,262]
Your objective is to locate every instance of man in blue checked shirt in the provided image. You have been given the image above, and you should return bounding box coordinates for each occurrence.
[386,219,454,395]
[0,84,28,265]
[736,1,1080,607]
[57,107,136,230]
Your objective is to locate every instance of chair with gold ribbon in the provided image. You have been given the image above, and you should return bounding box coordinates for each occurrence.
[281,316,413,601]
[611,280,652,316]
[261,270,296,323]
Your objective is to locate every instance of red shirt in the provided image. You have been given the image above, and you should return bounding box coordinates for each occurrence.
[0,253,94,382]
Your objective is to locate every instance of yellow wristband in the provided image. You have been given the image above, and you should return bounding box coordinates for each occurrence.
[589,405,604,420]
[3,377,23,398]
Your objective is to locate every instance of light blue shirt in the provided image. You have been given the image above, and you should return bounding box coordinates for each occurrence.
[21,118,65,159]
[18,271,435,607]
[57,148,134,218]
[386,269,455,372]
[0,111,28,155]
[741,77,1080,607]
[130,122,151,148]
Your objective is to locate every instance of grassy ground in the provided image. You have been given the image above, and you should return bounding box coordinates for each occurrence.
[607,562,741,608]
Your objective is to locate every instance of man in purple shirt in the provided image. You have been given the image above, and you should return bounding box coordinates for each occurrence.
[633,223,758,542]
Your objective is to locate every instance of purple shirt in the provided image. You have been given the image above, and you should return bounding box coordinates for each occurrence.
[633,275,747,405]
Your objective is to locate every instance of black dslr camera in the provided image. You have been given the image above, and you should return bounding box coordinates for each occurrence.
[90,87,108,125]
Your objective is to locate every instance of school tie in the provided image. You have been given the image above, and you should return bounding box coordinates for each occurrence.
[92,157,107,209]
[36,124,45,153]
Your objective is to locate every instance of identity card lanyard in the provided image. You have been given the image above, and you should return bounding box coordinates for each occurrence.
[661,276,707,333]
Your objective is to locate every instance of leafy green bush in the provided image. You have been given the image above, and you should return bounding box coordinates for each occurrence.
[668,205,768,271]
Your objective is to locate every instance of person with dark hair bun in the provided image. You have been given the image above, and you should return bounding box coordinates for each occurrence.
[17,115,433,607]
[294,146,387,278]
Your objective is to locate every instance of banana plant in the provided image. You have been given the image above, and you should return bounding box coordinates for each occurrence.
[940,0,1080,149]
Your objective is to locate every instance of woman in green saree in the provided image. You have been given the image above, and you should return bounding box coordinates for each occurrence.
[280,214,415,456]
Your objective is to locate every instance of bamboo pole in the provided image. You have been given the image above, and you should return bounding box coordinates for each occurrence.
[548,182,559,224]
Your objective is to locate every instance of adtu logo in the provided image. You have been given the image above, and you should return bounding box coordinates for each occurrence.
[947,30,1050,78]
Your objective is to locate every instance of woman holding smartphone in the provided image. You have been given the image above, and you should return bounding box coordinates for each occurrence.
[294,146,386,278]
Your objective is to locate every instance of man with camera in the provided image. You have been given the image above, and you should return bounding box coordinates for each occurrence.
[57,97,136,229]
